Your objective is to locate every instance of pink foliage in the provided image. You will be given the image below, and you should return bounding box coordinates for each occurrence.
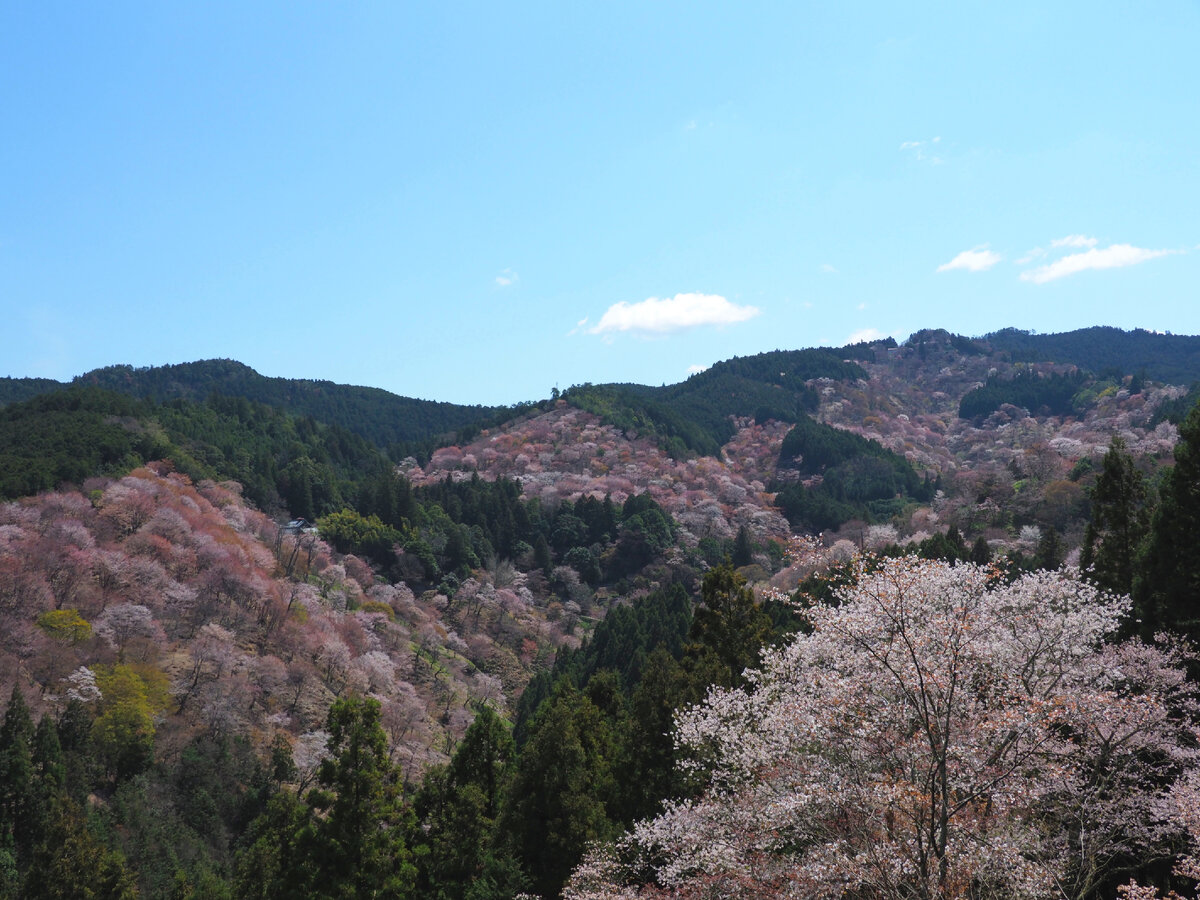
[569,558,1199,900]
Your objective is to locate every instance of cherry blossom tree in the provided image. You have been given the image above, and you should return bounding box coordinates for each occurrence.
[567,558,1198,900]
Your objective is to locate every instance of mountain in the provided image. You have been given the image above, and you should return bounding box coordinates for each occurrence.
[1,358,504,456]
[984,325,1200,384]
[3,325,1200,897]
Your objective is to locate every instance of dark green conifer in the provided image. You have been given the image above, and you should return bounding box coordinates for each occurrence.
[1136,400,1200,639]
[1081,436,1151,597]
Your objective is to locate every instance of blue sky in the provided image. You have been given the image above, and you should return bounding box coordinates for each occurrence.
[2,3,1197,405]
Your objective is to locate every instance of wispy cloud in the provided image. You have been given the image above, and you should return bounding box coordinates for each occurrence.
[937,247,1002,273]
[588,293,760,336]
[1020,242,1178,284]
[1050,234,1098,249]
[820,263,838,274]
[687,364,709,375]
[900,136,944,164]
[495,268,519,287]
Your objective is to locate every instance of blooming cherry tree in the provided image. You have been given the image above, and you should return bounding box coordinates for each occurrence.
[568,558,1198,900]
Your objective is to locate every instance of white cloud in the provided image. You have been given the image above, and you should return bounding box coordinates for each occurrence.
[588,293,760,336]
[820,263,838,274]
[900,136,944,164]
[495,268,519,287]
[857,302,867,310]
[1020,243,1178,284]
[1016,247,1046,265]
[937,247,1002,273]
[1050,234,1098,249]
[847,328,888,344]
[687,364,709,375]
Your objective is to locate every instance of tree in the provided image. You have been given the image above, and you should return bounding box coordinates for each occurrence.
[501,686,620,898]
[1082,437,1151,597]
[235,698,417,899]
[23,802,139,900]
[731,526,754,569]
[684,564,773,689]
[301,696,415,899]
[0,687,34,859]
[413,706,525,900]
[1137,400,1200,641]
[567,558,1199,900]
[90,666,160,782]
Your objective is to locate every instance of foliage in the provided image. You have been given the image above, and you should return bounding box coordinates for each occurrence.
[959,368,1090,421]
[773,416,933,532]
[568,558,1200,900]
[73,358,500,456]
[1081,437,1153,598]
[562,348,866,458]
[236,696,416,899]
[985,326,1200,386]
[1137,397,1200,642]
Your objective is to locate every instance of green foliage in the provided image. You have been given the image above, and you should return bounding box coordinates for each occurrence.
[23,802,140,900]
[412,708,527,900]
[985,326,1200,386]
[562,348,866,458]
[500,685,621,898]
[1081,437,1152,597]
[308,697,415,898]
[0,385,395,520]
[35,609,93,645]
[0,687,35,857]
[958,368,1089,421]
[0,388,172,498]
[773,416,932,532]
[91,666,168,783]
[551,582,692,699]
[317,509,408,569]
[564,384,722,458]
[74,359,499,456]
[238,697,415,900]
[685,564,774,690]
[1135,397,1200,641]
[0,376,65,408]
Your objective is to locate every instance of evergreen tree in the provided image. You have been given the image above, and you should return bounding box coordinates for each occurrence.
[1033,526,1064,572]
[232,791,308,900]
[1137,400,1200,640]
[413,707,525,900]
[235,697,415,899]
[685,564,773,689]
[1081,436,1151,597]
[0,688,34,861]
[500,687,619,898]
[618,647,692,823]
[731,525,754,568]
[24,802,139,900]
[969,535,992,565]
[303,697,415,899]
[30,715,66,845]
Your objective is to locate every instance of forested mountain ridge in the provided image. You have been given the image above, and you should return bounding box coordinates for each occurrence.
[5,324,1200,897]
[985,325,1200,384]
[1,359,504,457]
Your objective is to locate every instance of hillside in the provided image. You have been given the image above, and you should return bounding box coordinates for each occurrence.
[1,359,504,457]
[4,325,1200,897]
[985,325,1200,384]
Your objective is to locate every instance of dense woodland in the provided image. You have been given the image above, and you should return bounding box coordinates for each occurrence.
[3,327,1200,898]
